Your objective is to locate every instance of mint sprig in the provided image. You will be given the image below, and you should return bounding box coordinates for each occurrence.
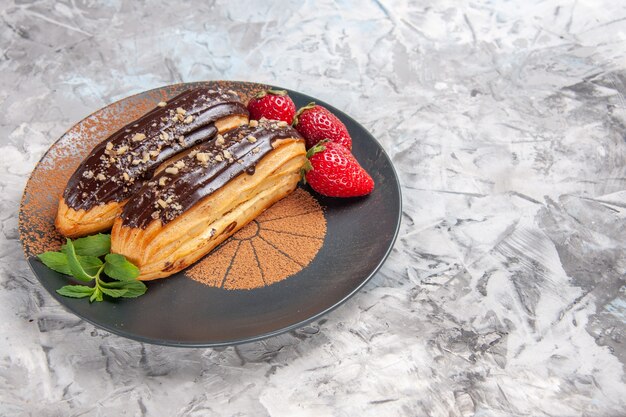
[37,234,147,302]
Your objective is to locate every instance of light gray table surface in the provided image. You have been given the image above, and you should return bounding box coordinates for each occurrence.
[1,1,625,416]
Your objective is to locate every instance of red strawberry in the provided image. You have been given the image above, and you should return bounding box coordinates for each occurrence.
[302,140,374,197]
[247,89,296,124]
[293,102,352,150]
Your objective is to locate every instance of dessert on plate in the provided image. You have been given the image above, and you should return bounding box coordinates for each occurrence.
[48,84,373,291]
[55,88,248,237]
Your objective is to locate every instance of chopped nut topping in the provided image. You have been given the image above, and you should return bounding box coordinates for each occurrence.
[223,150,232,159]
[82,192,88,198]
[215,154,224,162]
[184,115,194,124]
[132,159,141,165]
[116,145,129,155]
[82,170,94,179]
[196,152,210,163]
[157,199,168,208]
[96,173,106,181]
[227,89,237,95]
[259,117,267,122]
[123,172,130,181]
[216,134,225,145]
[228,158,234,163]
[247,136,257,143]
[277,121,288,127]
[174,160,185,169]
[160,132,169,141]
[105,142,114,151]
[178,135,185,145]
[176,107,186,115]
[151,210,161,220]
[165,196,173,204]
[171,203,183,211]
[165,167,179,175]
[159,177,169,186]
[157,101,167,107]
[249,120,258,127]
[252,147,260,154]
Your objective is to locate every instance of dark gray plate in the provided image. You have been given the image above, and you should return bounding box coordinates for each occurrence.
[20,81,401,347]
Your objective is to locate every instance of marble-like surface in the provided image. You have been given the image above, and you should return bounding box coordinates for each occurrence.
[1,0,625,415]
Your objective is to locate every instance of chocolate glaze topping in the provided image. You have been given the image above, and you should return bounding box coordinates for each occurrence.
[119,119,303,229]
[64,87,248,211]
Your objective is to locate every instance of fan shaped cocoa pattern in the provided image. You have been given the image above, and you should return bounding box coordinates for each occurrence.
[186,188,326,290]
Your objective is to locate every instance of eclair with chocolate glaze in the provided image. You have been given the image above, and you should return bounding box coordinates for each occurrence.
[55,88,249,237]
[110,119,307,280]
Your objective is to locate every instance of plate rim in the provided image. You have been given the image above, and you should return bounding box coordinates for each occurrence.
[19,80,403,348]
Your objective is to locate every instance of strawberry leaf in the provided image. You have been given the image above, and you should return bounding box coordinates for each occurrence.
[266,89,287,96]
[293,102,316,126]
[305,141,327,159]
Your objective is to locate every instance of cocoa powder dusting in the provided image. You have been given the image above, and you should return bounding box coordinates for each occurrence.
[19,93,160,256]
[186,188,326,290]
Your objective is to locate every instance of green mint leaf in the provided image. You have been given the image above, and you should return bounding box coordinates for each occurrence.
[104,253,140,281]
[38,252,71,275]
[71,233,111,257]
[90,286,103,302]
[56,285,95,298]
[38,251,102,277]
[79,256,104,276]
[100,287,128,298]
[65,239,95,282]
[40,235,147,303]
[119,281,147,298]
[100,279,147,298]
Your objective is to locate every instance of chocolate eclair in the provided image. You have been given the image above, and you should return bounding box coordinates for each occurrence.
[56,87,249,237]
[110,119,307,280]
